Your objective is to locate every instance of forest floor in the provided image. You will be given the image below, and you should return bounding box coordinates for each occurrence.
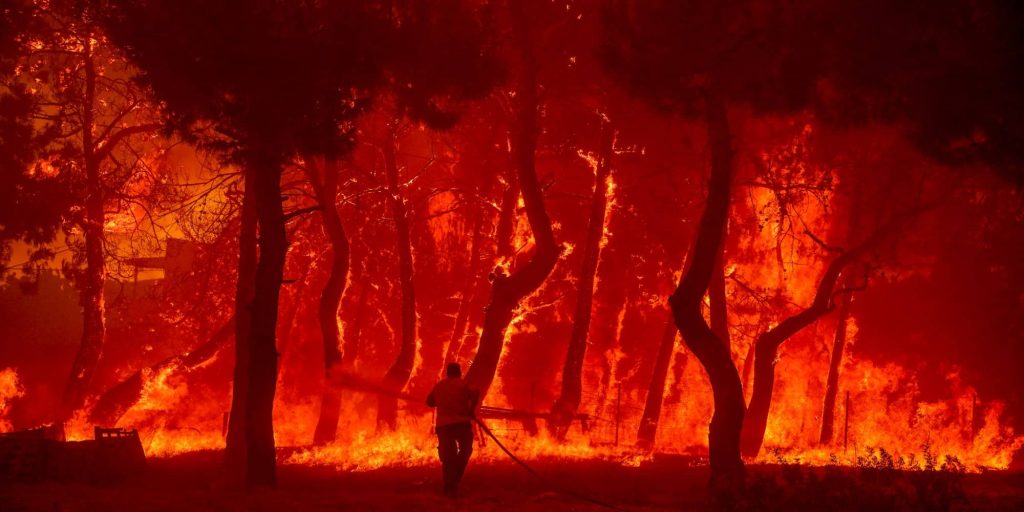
[2,450,1024,512]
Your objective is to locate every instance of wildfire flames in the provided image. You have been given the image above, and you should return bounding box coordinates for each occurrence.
[2,2,1024,507]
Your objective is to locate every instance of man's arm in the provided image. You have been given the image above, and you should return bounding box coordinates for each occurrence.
[426,388,437,408]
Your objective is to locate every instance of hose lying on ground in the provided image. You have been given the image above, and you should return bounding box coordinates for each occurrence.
[471,416,629,511]
[333,371,629,511]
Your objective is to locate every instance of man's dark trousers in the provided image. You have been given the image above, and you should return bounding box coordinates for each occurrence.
[437,421,474,495]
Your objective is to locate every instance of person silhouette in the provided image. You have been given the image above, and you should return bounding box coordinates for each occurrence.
[426,362,480,497]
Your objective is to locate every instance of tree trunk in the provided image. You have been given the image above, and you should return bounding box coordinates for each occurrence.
[240,158,288,487]
[709,245,730,348]
[666,91,745,485]
[443,211,484,366]
[819,186,863,446]
[225,177,258,482]
[818,278,853,445]
[456,164,518,364]
[637,227,729,451]
[308,158,350,445]
[464,2,559,399]
[88,316,235,426]
[61,194,106,423]
[550,123,614,436]
[495,165,519,262]
[60,42,104,424]
[378,131,417,430]
[740,227,885,458]
[636,314,679,448]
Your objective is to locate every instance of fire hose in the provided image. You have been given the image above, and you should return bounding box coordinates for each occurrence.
[470,415,628,511]
[331,372,628,511]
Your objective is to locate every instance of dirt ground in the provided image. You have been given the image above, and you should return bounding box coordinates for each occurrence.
[2,451,1023,511]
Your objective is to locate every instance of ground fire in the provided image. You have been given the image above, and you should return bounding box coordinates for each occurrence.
[2,0,1024,510]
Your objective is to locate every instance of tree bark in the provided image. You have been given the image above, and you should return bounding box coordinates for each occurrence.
[60,40,104,424]
[636,314,679,448]
[666,91,745,484]
[378,130,417,430]
[495,165,519,262]
[818,274,854,445]
[464,2,559,399]
[237,157,288,487]
[307,158,350,445]
[709,244,731,348]
[550,123,614,436]
[225,176,258,482]
[819,186,863,446]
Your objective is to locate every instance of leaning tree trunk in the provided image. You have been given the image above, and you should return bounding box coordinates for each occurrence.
[666,91,746,485]
[819,186,863,446]
[549,123,614,436]
[740,225,887,458]
[225,177,258,482]
[636,314,679,448]
[88,316,235,426]
[464,2,559,399]
[378,132,418,430]
[818,273,854,445]
[308,158,350,445]
[235,158,289,487]
[636,252,692,448]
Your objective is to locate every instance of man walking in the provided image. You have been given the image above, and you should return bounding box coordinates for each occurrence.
[426,362,480,497]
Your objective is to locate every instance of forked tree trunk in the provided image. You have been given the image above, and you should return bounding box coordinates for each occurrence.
[378,131,417,430]
[550,123,614,436]
[667,91,746,484]
[225,177,258,482]
[740,224,888,458]
[307,158,350,445]
[465,2,559,399]
[235,158,289,487]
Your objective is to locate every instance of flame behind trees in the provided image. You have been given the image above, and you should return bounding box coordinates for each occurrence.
[102,0,499,486]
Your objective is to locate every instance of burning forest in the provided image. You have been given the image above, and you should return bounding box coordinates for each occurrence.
[2,0,1024,510]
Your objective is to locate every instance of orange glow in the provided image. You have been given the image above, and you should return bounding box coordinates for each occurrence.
[0,368,25,433]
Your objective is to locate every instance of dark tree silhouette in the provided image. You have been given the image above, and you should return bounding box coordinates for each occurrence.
[602,0,824,486]
[2,2,164,424]
[465,0,561,399]
[549,122,614,436]
[305,157,349,445]
[104,0,497,485]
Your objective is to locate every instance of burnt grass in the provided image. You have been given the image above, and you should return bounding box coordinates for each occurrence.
[1,450,1023,511]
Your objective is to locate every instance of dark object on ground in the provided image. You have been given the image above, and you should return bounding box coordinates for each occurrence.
[0,426,146,483]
